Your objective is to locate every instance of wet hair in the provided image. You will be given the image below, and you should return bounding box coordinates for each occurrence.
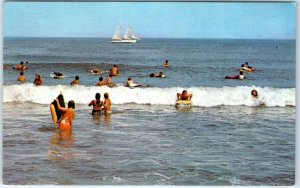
[165,59,168,63]
[75,76,79,80]
[245,62,248,65]
[241,64,244,67]
[182,90,187,94]
[99,77,103,81]
[95,93,101,100]
[20,61,24,65]
[240,71,243,75]
[159,72,163,75]
[128,77,132,81]
[251,89,258,97]
[26,61,29,64]
[113,64,117,67]
[104,93,109,99]
[20,72,24,76]
[68,100,75,109]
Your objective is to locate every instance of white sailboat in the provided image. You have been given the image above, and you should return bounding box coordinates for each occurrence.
[111,25,140,43]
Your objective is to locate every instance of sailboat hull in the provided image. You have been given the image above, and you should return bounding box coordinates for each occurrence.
[111,39,137,43]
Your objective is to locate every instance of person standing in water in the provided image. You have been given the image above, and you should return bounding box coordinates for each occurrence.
[17,72,26,82]
[103,93,112,114]
[55,99,76,131]
[251,89,258,98]
[88,93,103,115]
[33,74,43,85]
[109,64,119,76]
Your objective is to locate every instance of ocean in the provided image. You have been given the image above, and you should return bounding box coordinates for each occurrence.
[2,37,296,185]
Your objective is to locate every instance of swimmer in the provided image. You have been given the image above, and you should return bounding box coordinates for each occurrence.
[104,75,116,87]
[96,77,106,86]
[109,64,119,76]
[15,61,27,71]
[150,71,165,78]
[55,99,76,130]
[103,93,112,114]
[88,93,103,115]
[177,90,193,100]
[163,59,170,67]
[70,75,80,85]
[17,72,26,82]
[251,89,258,98]
[33,74,43,85]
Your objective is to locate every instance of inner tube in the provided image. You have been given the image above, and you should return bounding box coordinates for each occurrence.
[50,72,65,79]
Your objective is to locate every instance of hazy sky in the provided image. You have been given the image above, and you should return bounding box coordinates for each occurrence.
[4,2,296,39]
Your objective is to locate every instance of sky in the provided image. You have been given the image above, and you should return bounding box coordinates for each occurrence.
[3,2,296,39]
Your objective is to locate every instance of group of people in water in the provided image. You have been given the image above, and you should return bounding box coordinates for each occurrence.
[12,59,260,131]
[225,62,255,80]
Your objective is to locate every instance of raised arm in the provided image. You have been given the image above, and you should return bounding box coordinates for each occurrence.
[55,99,68,112]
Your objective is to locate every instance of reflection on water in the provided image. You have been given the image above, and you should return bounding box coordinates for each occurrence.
[92,113,111,127]
[49,130,75,161]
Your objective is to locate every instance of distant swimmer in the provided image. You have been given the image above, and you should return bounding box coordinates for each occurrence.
[88,93,103,115]
[104,75,116,87]
[70,75,80,85]
[89,69,106,74]
[149,71,165,78]
[50,72,65,79]
[163,59,170,67]
[103,93,112,114]
[55,99,76,130]
[96,77,106,86]
[177,90,193,100]
[17,72,26,82]
[14,61,28,71]
[245,62,255,72]
[251,89,258,98]
[33,74,43,85]
[225,71,245,80]
[109,64,119,76]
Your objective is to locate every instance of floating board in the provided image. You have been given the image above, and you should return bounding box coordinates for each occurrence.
[50,72,65,79]
[50,94,65,125]
[175,100,192,107]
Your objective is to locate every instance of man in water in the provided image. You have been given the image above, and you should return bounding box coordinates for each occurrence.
[15,61,27,70]
[103,93,112,114]
[70,76,80,85]
[163,59,170,67]
[96,77,106,86]
[150,71,165,78]
[104,75,116,87]
[109,64,119,76]
[177,90,193,100]
[17,72,26,82]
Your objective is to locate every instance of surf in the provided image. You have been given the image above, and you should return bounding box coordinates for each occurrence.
[3,83,295,107]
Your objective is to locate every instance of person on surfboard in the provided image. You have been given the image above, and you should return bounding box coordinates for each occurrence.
[177,90,193,100]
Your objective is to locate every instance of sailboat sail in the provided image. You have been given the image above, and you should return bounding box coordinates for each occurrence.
[111,25,140,43]
[112,25,122,41]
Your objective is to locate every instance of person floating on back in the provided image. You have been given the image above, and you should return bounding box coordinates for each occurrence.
[109,64,119,76]
[103,93,112,114]
[70,75,80,85]
[149,71,165,78]
[177,90,193,100]
[88,93,103,115]
[17,72,26,82]
[33,74,43,85]
[55,99,76,130]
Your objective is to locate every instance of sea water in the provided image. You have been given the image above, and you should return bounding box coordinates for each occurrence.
[2,38,295,185]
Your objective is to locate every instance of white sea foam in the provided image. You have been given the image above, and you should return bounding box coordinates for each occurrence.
[3,83,295,107]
